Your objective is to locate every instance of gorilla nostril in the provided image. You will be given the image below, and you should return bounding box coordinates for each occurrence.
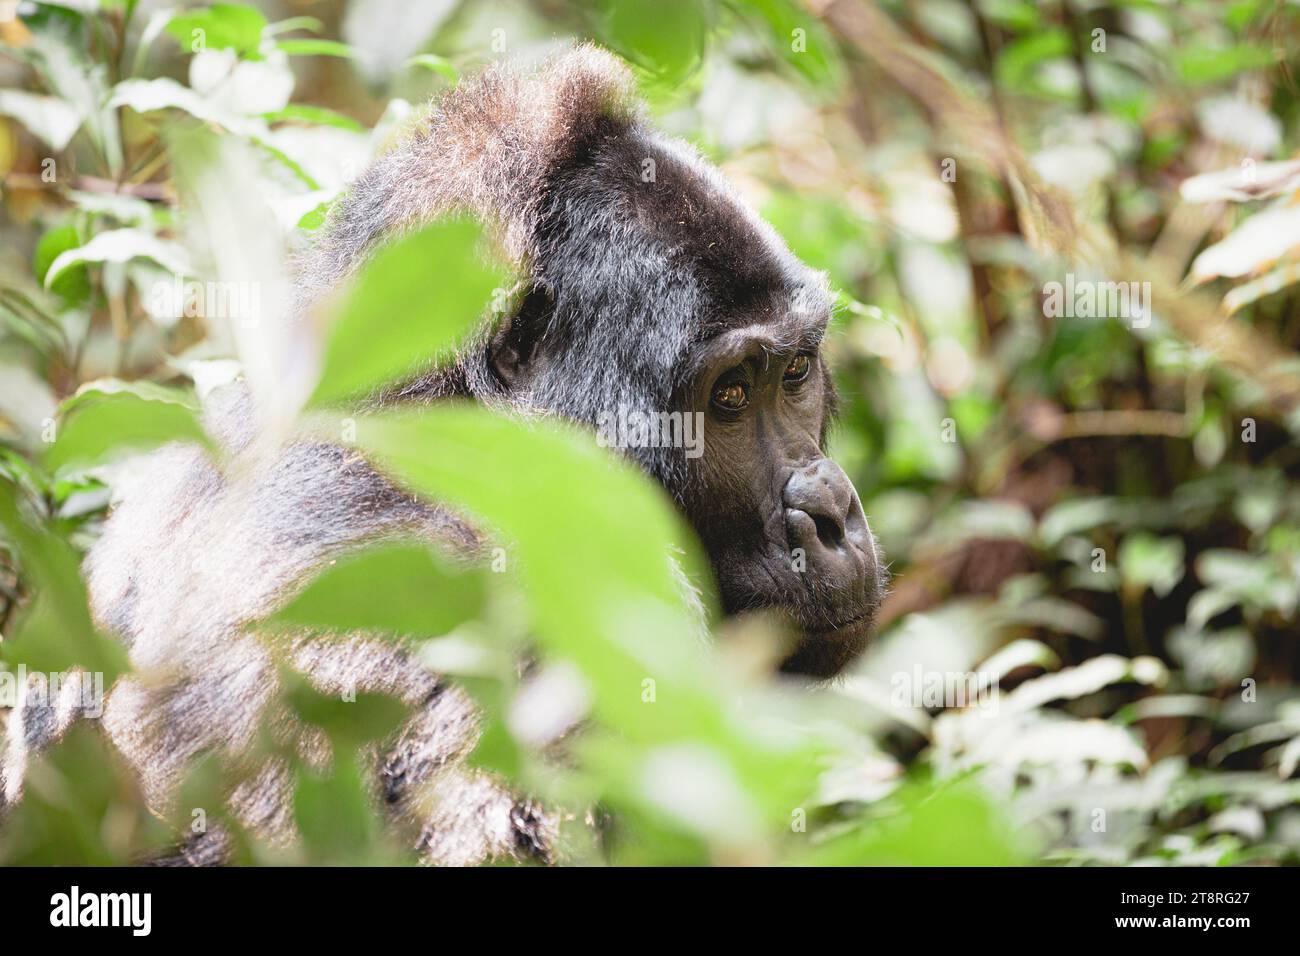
[811,513,844,549]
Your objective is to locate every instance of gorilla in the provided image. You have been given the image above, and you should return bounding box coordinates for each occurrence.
[0,45,884,864]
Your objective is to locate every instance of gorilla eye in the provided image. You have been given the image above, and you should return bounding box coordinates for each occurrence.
[712,381,749,410]
[784,353,812,382]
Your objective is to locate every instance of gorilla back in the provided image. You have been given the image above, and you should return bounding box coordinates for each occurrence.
[0,45,885,864]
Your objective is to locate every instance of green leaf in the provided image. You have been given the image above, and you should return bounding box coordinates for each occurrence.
[274,541,486,637]
[0,481,129,683]
[34,224,90,303]
[0,726,170,865]
[800,780,1027,866]
[601,0,709,84]
[739,0,841,89]
[404,54,459,83]
[43,227,192,289]
[309,219,505,407]
[45,387,209,473]
[994,29,1070,93]
[277,39,356,59]
[347,405,828,841]
[292,754,399,864]
[265,16,325,37]
[61,377,200,414]
[165,3,268,59]
[1118,533,1185,599]
[262,103,365,132]
[1172,43,1276,85]
[296,201,330,232]
[283,671,410,750]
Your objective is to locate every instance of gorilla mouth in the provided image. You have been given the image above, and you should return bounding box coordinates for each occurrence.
[778,608,875,681]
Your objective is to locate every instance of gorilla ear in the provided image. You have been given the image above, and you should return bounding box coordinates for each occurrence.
[488,285,553,388]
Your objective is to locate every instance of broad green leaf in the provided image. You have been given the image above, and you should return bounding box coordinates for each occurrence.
[61,377,200,414]
[165,3,268,59]
[602,0,709,84]
[309,219,505,406]
[283,671,411,750]
[1196,549,1298,616]
[994,30,1070,93]
[1173,43,1276,85]
[739,0,841,89]
[351,406,824,831]
[1038,495,1125,547]
[297,201,330,231]
[286,672,409,864]
[265,16,325,37]
[45,389,209,473]
[292,755,401,864]
[1168,626,1255,689]
[800,781,1027,866]
[33,224,90,303]
[273,541,486,637]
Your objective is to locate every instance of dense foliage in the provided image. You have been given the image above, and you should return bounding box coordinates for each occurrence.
[1,0,1299,866]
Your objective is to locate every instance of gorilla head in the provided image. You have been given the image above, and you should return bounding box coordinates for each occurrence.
[305,45,886,677]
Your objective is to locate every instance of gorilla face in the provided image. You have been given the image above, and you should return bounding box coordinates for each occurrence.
[482,284,883,679]
[676,314,885,680]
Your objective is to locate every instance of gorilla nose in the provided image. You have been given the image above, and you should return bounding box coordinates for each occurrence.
[783,459,874,575]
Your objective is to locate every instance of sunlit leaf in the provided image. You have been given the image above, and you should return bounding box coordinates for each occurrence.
[277,39,356,59]
[309,219,505,407]
[165,3,268,59]
[601,0,709,84]
[43,227,192,289]
[273,541,486,638]
[800,780,1026,866]
[45,388,209,473]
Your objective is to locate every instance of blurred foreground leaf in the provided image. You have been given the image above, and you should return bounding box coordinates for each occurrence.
[273,541,487,638]
[0,726,170,865]
[800,780,1027,866]
[309,220,505,407]
[46,385,209,474]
